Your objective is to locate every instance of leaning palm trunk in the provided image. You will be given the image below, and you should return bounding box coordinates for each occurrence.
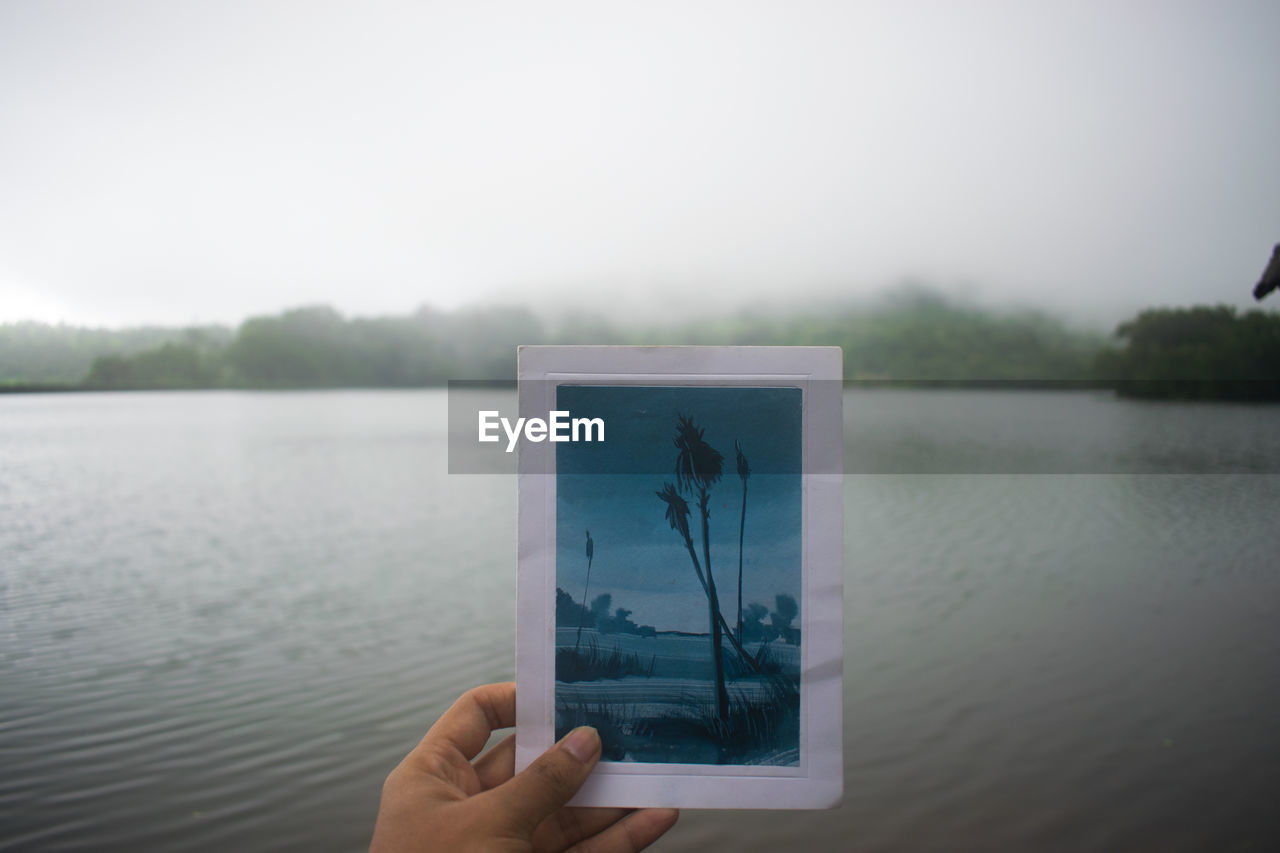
[697,488,731,723]
[658,472,741,727]
[678,522,762,672]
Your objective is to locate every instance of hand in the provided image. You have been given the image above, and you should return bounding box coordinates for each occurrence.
[370,682,679,852]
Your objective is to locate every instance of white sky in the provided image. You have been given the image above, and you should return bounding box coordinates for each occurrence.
[1,0,1277,328]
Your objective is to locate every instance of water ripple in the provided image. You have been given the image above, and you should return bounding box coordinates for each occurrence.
[2,391,1278,851]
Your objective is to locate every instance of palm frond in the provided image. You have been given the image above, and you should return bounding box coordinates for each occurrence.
[656,482,691,541]
[673,413,724,495]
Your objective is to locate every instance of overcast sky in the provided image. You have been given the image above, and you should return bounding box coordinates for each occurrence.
[2,0,1277,328]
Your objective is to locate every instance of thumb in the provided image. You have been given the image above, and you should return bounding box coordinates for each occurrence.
[486,726,601,832]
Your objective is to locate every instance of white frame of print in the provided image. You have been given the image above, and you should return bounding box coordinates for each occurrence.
[515,346,843,809]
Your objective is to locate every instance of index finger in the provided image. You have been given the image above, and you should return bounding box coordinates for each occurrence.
[417,682,516,763]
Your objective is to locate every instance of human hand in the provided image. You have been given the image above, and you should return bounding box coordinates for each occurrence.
[369,682,679,852]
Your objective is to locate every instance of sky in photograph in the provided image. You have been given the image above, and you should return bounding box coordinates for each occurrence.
[2,0,1278,328]
[555,386,801,634]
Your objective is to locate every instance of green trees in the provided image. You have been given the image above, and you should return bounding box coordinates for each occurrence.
[4,288,1118,389]
[70,303,541,389]
[226,306,466,386]
[1095,306,1280,399]
[0,323,229,386]
[83,337,225,389]
[32,290,1280,394]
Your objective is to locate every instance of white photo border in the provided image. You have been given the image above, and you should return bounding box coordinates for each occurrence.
[515,346,843,809]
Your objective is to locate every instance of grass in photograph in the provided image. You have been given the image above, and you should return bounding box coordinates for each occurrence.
[691,676,799,764]
[555,674,800,765]
[556,635,657,683]
[724,642,784,678]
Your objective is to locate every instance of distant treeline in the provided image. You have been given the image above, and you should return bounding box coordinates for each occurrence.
[1095,306,1280,400]
[554,587,800,643]
[1,292,1277,397]
[0,323,231,386]
[556,589,657,638]
[0,292,1104,388]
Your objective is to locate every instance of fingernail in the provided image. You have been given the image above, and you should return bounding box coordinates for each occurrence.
[560,726,599,763]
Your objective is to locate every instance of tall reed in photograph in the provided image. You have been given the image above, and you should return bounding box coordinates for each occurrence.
[574,529,594,652]
[734,439,750,646]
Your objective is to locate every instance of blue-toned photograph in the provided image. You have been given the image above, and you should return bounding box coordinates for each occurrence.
[554,385,803,766]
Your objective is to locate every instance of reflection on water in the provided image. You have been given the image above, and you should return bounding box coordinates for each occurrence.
[2,390,1278,850]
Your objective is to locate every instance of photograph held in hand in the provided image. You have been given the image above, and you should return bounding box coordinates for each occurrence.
[515,346,843,810]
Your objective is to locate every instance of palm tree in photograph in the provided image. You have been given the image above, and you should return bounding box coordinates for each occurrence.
[734,440,750,647]
[672,414,730,723]
[657,483,762,671]
[574,529,594,652]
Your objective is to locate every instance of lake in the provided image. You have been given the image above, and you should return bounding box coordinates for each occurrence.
[2,389,1278,851]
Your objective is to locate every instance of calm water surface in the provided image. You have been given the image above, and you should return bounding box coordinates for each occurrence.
[2,390,1278,851]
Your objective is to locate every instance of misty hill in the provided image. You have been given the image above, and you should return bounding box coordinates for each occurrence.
[659,291,1106,381]
[4,292,1277,395]
[2,291,1110,388]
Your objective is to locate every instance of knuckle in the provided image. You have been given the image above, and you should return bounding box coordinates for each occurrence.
[379,761,422,809]
[414,746,462,784]
[380,765,401,797]
[460,684,506,731]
